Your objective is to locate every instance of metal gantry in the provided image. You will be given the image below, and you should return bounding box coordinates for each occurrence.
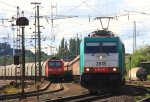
[31,2,42,82]
[15,6,21,83]
[31,2,41,83]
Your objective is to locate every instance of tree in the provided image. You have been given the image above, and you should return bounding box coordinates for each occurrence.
[56,36,81,61]
[126,45,150,71]
[61,37,65,49]
[76,37,81,55]
[69,38,76,55]
[65,41,68,50]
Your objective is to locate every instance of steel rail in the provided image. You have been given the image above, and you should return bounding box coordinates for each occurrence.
[42,92,112,102]
[0,81,51,101]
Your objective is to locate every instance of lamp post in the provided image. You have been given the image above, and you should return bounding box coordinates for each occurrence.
[16,17,29,99]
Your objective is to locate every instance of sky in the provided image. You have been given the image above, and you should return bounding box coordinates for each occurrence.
[0,0,150,54]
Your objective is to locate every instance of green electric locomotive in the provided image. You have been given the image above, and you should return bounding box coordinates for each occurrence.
[80,30,125,93]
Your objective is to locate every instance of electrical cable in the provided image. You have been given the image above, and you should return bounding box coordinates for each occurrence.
[80,0,103,16]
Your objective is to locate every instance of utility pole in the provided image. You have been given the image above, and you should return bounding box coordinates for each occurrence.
[31,2,41,83]
[129,57,132,83]
[37,5,42,82]
[133,21,136,53]
[51,2,57,42]
[11,26,15,55]
[4,42,6,80]
[2,37,7,81]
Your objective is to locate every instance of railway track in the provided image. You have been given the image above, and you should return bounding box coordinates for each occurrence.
[0,81,52,101]
[138,97,150,102]
[42,92,112,102]
[0,82,65,101]
[136,86,150,102]
[0,80,10,90]
[0,85,6,90]
[40,84,150,102]
[39,83,64,95]
[1,81,150,101]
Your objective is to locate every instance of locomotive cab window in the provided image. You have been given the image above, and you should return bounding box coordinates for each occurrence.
[85,42,117,53]
[55,62,62,66]
[85,42,100,53]
[102,42,117,53]
[48,61,62,67]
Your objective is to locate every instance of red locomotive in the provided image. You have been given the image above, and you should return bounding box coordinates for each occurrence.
[45,58,64,80]
[45,57,72,81]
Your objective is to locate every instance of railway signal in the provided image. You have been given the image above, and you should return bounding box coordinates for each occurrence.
[16,16,29,99]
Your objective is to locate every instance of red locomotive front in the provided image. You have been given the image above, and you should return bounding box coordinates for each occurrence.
[45,59,64,79]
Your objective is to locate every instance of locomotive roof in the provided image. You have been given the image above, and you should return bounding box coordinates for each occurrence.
[88,30,116,37]
[48,59,63,61]
[84,36,120,42]
[50,56,60,60]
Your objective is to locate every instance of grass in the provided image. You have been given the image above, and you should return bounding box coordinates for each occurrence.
[135,94,150,101]
[146,87,150,91]
[4,86,21,94]
[134,86,150,101]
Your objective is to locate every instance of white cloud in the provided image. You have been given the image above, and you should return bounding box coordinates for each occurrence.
[124,0,150,8]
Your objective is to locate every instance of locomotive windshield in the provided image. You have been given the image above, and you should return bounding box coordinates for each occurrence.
[85,42,100,53]
[102,42,117,53]
[85,42,117,53]
[48,61,62,67]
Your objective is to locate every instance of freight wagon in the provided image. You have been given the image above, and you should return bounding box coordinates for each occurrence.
[0,59,72,81]
[128,67,147,81]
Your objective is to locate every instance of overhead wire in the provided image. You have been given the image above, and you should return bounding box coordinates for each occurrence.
[0,1,46,16]
[58,0,90,16]
[80,0,103,16]
[0,1,150,41]
[1,1,35,15]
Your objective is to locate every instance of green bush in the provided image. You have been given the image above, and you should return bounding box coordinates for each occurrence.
[147,75,150,81]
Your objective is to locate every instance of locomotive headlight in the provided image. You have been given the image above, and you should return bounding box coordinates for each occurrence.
[99,55,103,60]
[85,68,90,72]
[113,68,117,71]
